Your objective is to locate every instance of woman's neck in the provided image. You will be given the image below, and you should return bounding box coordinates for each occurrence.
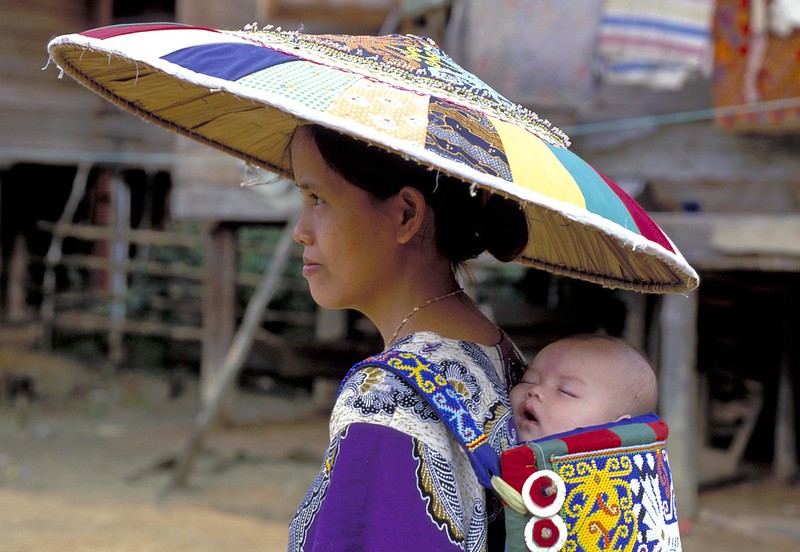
[375,285,501,348]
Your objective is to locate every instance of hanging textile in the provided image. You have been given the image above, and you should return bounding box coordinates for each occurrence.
[454,0,603,109]
[713,0,800,132]
[598,0,717,89]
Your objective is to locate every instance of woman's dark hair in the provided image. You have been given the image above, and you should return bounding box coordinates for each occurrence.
[302,125,528,266]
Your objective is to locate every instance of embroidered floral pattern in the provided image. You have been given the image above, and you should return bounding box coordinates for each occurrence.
[287,428,344,548]
[342,366,438,421]
[414,439,466,545]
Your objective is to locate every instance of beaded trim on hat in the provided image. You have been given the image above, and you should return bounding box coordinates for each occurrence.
[237,25,570,149]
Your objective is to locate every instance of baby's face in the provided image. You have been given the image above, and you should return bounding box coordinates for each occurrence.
[510,339,627,442]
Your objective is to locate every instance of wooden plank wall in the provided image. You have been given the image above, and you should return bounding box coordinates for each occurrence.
[0,0,173,165]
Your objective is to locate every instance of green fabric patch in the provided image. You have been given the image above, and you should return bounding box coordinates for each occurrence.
[237,60,360,112]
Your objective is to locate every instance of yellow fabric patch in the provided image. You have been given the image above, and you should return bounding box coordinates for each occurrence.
[325,79,429,147]
[490,117,585,208]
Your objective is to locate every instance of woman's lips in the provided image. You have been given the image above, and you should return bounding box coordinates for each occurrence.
[302,258,321,277]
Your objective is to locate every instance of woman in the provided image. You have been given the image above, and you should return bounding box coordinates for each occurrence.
[287,124,529,551]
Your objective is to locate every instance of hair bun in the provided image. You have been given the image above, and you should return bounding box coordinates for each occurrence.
[479,194,528,262]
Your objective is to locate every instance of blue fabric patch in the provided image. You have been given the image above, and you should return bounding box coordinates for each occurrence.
[162,42,299,81]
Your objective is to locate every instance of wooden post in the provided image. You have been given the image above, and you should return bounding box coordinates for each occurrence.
[658,292,699,520]
[622,291,647,352]
[164,214,298,494]
[108,172,131,367]
[774,289,797,481]
[201,223,238,417]
[40,163,91,350]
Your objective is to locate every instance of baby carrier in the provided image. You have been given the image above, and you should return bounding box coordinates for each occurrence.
[493,415,681,551]
[344,349,682,552]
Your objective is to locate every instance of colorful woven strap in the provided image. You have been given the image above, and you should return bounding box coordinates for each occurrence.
[340,350,500,488]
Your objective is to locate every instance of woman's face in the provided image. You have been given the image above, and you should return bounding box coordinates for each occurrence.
[290,127,399,313]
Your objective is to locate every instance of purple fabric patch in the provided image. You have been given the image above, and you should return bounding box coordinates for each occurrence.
[302,423,461,551]
[162,43,298,81]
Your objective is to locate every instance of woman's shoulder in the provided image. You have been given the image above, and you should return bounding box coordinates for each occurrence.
[345,332,523,401]
[335,333,494,417]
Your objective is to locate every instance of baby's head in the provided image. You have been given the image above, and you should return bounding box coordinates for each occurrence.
[510,334,657,442]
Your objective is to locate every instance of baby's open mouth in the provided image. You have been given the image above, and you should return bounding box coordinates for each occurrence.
[524,409,538,423]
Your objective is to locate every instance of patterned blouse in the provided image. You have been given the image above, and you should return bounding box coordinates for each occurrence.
[288,331,526,551]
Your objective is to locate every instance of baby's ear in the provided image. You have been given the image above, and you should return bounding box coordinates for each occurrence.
[614,414,631,422]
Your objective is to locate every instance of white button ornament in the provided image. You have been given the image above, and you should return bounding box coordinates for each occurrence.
[521,469,566,518]
[524,514,568,552]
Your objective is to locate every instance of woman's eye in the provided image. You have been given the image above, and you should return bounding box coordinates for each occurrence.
[304,192,323,205]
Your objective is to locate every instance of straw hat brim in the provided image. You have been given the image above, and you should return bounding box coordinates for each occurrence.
[48,23,698,293]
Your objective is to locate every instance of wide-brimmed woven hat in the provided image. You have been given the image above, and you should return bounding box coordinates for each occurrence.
[48,23,698,293]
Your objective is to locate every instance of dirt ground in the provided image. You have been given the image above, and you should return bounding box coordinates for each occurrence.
[2,348,799,551]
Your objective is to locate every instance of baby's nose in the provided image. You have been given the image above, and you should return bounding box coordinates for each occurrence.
[526,384,542,399]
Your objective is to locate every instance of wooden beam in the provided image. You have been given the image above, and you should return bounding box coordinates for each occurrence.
[653,213,800,271]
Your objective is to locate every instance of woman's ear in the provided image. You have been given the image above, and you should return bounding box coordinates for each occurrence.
[393,186,428,244]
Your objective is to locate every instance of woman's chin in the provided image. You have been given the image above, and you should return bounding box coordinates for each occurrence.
[307,288,345,311]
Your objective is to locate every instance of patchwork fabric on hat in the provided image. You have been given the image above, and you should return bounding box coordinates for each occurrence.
[47,22,699,292]
[495,414,681,552]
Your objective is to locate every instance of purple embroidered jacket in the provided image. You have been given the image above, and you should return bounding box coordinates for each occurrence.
[288,331,525,551]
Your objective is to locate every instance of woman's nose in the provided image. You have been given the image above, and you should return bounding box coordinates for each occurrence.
[292,207,312,245]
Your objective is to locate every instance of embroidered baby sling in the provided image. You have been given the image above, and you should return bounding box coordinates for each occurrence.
[495,415,682,552]
[341,350,681,552]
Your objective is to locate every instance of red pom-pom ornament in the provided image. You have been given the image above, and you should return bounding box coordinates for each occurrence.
[524,515,567,552]
[521,469,565,517]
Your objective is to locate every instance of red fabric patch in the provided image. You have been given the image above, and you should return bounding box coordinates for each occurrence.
[501,446,537,493]
[561,428,622,453]
[82,23,218,40]
[529,475,557,507]
[648,420,670,441]
[598,170,675,253]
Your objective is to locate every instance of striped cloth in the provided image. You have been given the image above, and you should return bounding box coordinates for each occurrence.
[598,0,716,89]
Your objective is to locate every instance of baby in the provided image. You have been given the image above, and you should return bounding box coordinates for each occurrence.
[510,334,658,442]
